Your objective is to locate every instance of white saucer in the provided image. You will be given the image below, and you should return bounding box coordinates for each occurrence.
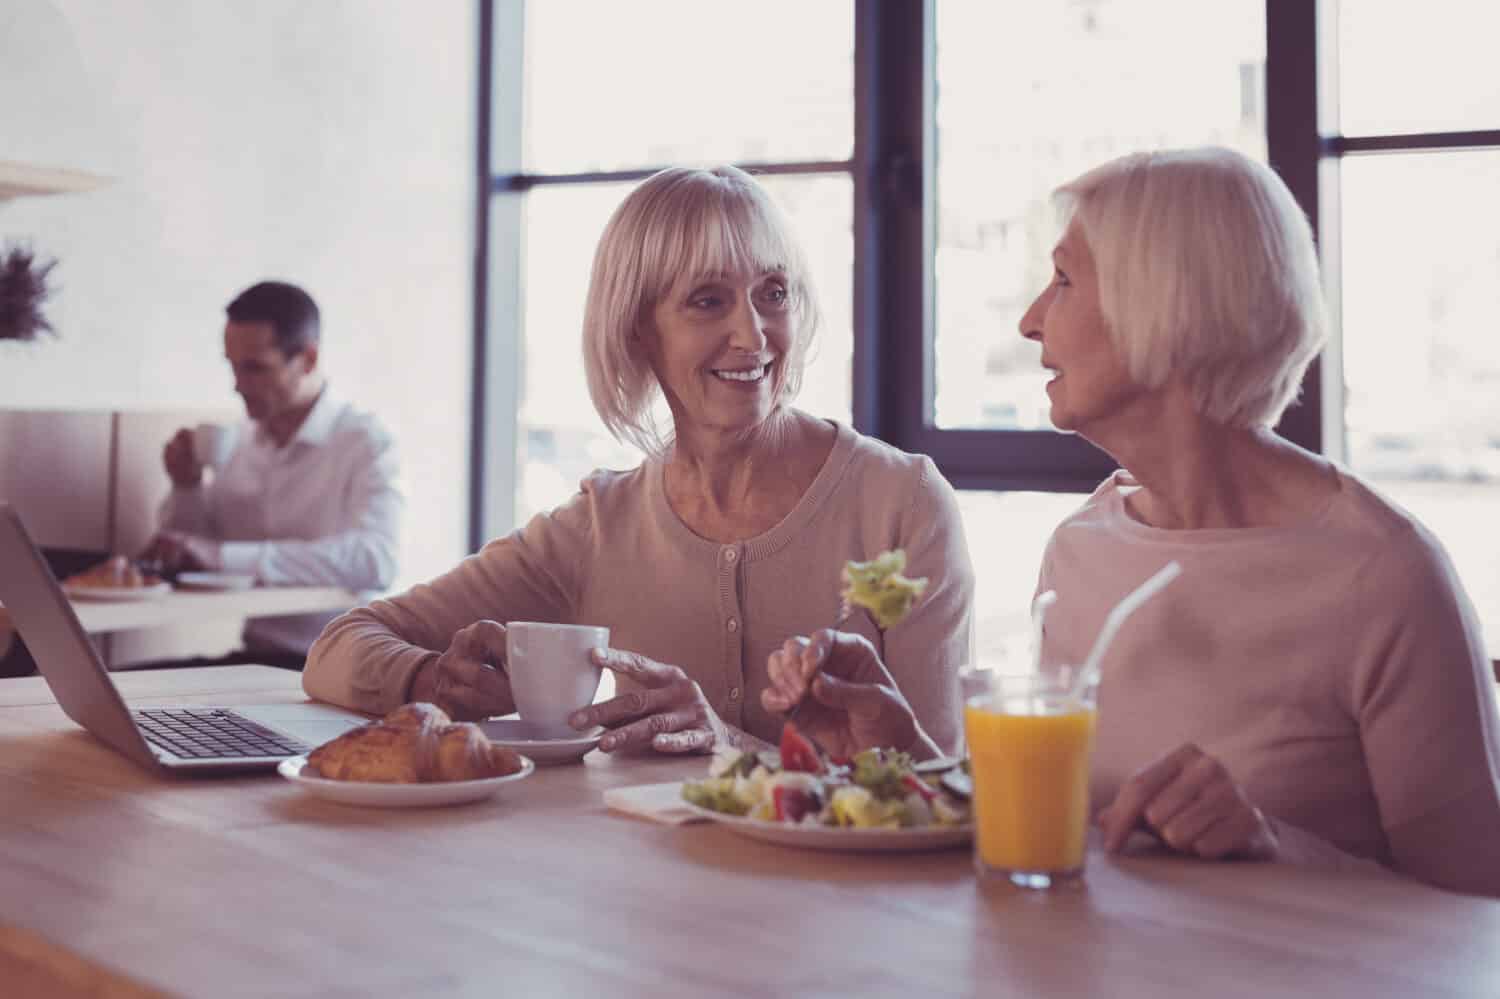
[175,571,257,592]
[479,718,603,766]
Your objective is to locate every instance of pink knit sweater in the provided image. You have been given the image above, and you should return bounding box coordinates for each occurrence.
[1040,470,1500,896]
[303,421,975,752]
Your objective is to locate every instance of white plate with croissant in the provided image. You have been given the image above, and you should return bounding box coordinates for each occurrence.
[279,703,536,807]
[62,556,171,600]
[278,756,534,807]
[63,581,172,601]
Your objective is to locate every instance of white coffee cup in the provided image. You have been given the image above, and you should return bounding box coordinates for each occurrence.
[192,422,235,470]
[505,622,608,737]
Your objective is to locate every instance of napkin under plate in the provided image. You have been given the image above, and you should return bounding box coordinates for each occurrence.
[603,781,708,826]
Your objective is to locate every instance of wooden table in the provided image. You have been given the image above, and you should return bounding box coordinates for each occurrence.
[2,668,1498,998]
[0,586,357,635]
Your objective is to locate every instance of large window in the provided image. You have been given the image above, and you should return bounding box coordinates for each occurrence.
[929,0,1268,651]
[477,1,1500,651]
[488,0,855,527]
[1328,1,1500,643]
[933,1,1265,434]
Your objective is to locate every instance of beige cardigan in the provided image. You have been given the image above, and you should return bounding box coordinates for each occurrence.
[303,421,975,752]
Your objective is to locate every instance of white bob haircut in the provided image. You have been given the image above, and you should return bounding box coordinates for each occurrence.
[1055,146,1328,428]
[583,165,822,454]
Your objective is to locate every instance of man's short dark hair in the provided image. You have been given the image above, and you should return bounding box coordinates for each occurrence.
[225,281,320,356]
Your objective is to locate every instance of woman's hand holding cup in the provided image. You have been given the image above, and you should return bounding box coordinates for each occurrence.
[571,649,727,754]
[411,620,511,721]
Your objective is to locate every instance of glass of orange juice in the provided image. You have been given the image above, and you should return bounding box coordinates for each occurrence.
[963,665,1097,889]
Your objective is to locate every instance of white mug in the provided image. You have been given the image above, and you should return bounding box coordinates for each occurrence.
[505,622,608,737]
[192,422,235,470]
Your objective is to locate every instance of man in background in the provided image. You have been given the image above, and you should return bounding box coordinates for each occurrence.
[140,280,402,669]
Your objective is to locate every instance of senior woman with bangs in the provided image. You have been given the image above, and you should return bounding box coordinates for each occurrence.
[763,147,1500,896]
[303,165,974,756]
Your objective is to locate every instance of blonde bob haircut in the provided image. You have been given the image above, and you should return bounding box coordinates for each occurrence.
[1055,146,1327,428]
[583,165,822,454]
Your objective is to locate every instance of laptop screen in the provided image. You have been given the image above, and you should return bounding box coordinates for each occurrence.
[0,505,157,766]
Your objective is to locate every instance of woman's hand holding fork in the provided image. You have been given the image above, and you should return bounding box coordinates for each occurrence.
[762,629,941,761]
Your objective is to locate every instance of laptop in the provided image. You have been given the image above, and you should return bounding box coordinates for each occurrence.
[0,503,366,773]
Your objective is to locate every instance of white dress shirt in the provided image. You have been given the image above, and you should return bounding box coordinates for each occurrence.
[160,387,403,655]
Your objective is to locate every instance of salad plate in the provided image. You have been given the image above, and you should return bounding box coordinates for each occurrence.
[681,801,972,852]
[680,734,973,853]
[277,754,535,807]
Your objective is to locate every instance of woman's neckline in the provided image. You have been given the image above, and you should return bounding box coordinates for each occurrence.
[1109,466,1346,540]
[651,416,855,557]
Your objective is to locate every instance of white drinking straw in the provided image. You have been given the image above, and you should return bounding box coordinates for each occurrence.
[1030,590,1057,672]
[1027,590,1058,714]
[1073,561,1182,699]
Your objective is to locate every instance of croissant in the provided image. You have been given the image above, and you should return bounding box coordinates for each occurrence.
[308,702,524,783]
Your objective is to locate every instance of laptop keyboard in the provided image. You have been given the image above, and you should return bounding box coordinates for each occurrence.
[133,707,308,760]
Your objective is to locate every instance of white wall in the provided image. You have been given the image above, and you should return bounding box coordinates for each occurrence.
[0,0,477,585]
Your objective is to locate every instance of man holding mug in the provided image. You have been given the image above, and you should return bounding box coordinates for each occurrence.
[139,280,404,668]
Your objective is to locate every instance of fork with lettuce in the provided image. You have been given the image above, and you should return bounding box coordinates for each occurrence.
[776,549,930,767]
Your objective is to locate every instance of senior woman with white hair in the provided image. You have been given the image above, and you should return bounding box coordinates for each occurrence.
[764,147,1500,896]
[303,165,974,756]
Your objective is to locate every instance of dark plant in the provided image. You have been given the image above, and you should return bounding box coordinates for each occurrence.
[0,244,58,341]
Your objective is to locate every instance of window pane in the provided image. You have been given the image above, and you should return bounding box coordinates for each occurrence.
[759,175,853,427]
[515,176,853,524]
[1339,150,1500,646]
[933,0,1265,430]
[1338,1,1500,136]
[515,183,641,524]
[523,1,853,173]
[956,490,1084,669]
